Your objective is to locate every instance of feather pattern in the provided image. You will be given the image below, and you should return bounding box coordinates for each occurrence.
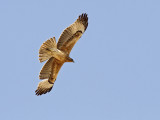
[35,13,88,96]
[39,57,54,79]
[39,37,56,62]
[36,59,64,95]
[57,13,88,54]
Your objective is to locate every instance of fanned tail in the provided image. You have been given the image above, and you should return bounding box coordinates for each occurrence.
[39,37,57,62]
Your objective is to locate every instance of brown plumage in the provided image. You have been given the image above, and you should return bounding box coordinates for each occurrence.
[35,13,88,96]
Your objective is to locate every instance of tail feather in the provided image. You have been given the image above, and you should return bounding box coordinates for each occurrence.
[35,79,54,96]
[39,37,57,62]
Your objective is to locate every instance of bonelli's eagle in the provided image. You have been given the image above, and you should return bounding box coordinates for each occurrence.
[35,13,88,96]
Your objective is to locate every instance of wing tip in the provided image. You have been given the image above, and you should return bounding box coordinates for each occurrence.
[35,86,53,96]
[35,79,54,96]
[78,13,88,31]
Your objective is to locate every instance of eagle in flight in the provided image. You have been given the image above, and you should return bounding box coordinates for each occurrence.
[35,13,88,95]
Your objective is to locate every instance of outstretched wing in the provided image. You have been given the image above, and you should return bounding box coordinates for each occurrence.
[39,57,54,79]
[57,13,88,54]
[48,59,64,84]
[36,58,64,96]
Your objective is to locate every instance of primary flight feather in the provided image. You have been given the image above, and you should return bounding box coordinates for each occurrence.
[35,13,88,96]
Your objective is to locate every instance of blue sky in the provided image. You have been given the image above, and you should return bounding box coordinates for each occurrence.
[0,0,160,120]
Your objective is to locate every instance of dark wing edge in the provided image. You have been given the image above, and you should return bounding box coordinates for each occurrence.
[77,13,88,31]
[35,79,53,96]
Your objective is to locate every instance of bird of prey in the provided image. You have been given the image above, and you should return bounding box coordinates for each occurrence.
[35,13,88,96]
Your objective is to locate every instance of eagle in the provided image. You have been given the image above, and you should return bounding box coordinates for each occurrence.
[35,13,88,96]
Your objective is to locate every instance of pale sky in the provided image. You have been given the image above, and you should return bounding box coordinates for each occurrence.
[0,0,160,120]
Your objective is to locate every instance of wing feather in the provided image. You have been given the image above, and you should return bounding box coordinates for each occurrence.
[37,58,64,95]
[49,60,64,84]
[57,13,88,54]
[39,57,54,79]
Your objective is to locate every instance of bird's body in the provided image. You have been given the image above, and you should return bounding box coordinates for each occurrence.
[35,13,88,96]
[43,44,73,62]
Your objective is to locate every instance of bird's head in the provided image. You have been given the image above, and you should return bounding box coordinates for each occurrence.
[71,58,74,63]
[66,56,74,63]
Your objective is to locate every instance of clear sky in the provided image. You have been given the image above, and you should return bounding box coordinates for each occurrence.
[0,0,160,120]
